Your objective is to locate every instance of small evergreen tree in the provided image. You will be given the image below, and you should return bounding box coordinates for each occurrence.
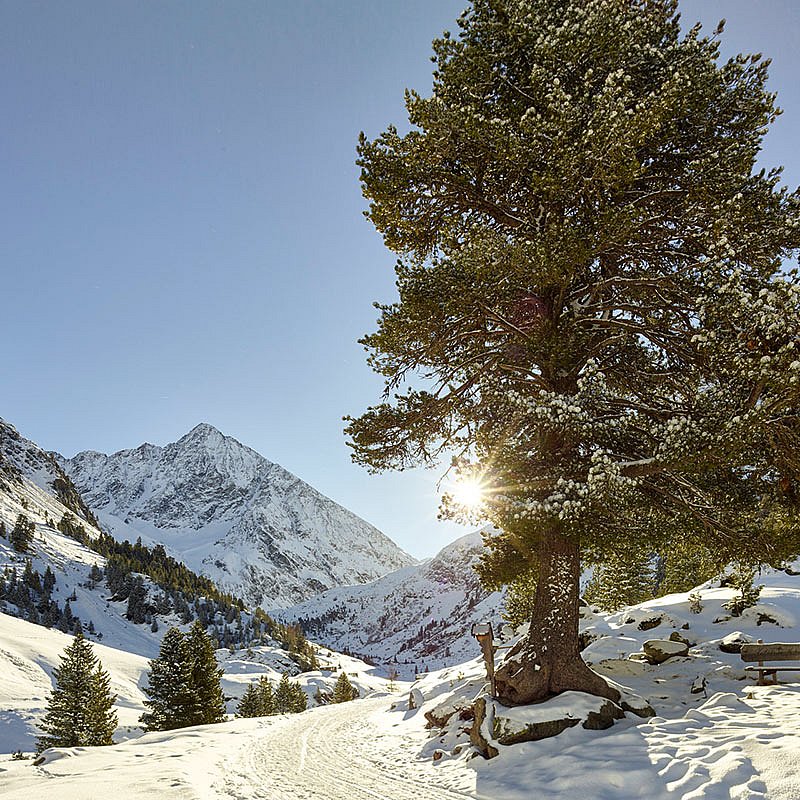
[10,513,35,553]
[289,682,307,713]
[722,563,763,616]
[140,628,196,731]
[88,563,104,586]
[657,537,721,595]
[332,672,358,704]
[259,676,276,715]
[235,681,264,718]
[42,565,56,595]
[273,672,306,713]
[37,633,117,752]
[274,673,294,714]
[584,550,656,612]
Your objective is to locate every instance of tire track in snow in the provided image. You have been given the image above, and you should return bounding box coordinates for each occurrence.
[215,698,475,800]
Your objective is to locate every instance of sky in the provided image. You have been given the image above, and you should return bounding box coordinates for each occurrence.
[1,1,799,559]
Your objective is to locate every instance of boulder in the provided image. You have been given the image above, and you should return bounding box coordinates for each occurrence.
[638,616,663,632]
[718,631,753,654]
[425,696,471,728]
[642,639,689,664]
[669,631,694,647]
[470,692,628,757]
[628,652,651,663]
[583,699,626,730]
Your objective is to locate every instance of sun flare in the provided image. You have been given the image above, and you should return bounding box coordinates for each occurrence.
[449,477,486,510]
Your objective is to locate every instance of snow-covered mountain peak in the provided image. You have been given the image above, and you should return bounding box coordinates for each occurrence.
[175,422,250,459]
[62,425,415,608]
[429,529,487,560]
[183,421,222,439]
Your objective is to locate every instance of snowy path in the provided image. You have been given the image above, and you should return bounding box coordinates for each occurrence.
[213,697,475,800]
[3,688,797,799]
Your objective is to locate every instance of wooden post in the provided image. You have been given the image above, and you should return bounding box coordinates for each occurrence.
[472,622,496,698]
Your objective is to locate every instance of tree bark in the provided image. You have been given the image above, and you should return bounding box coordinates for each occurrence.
[494,526,620,706]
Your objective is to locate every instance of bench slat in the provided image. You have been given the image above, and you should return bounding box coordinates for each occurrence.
[744,666,800,671]
[740,643,800,662]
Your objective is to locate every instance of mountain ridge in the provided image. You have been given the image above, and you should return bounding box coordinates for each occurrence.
[61,423,415,608]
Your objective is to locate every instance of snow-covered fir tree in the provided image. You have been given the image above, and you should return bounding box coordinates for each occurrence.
[346,0,800,706]
[37,632,117,752]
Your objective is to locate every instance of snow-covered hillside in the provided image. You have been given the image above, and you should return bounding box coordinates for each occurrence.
[0,418,152,651]
[61,423,414,608]
[278,530,504,671]
[0,609,388,754]
[0,418,99,530]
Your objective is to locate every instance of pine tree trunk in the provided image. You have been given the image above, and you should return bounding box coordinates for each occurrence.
[494,525,619,705]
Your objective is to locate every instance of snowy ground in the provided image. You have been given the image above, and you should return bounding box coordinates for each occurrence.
[1,684,797,799]
[2,563,799,798]
[470,686,800,800]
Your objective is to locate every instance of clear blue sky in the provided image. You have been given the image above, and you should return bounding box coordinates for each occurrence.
[1,1,798,559]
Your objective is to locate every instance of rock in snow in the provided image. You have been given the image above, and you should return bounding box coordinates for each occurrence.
[61,423,414,608]
[642,638,690,664]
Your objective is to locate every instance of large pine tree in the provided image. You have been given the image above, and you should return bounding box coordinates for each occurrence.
[37,633,117,752]
[346,0,800,705]
[141,624,226,730]
[186,621,226,725]
[140,627,197,731]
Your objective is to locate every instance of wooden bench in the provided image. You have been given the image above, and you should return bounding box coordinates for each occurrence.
[740,641,800,685]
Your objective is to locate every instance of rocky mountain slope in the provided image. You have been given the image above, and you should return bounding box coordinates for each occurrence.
[61,423,414,608]
[277,530,505,671]
[0,417,277,657]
